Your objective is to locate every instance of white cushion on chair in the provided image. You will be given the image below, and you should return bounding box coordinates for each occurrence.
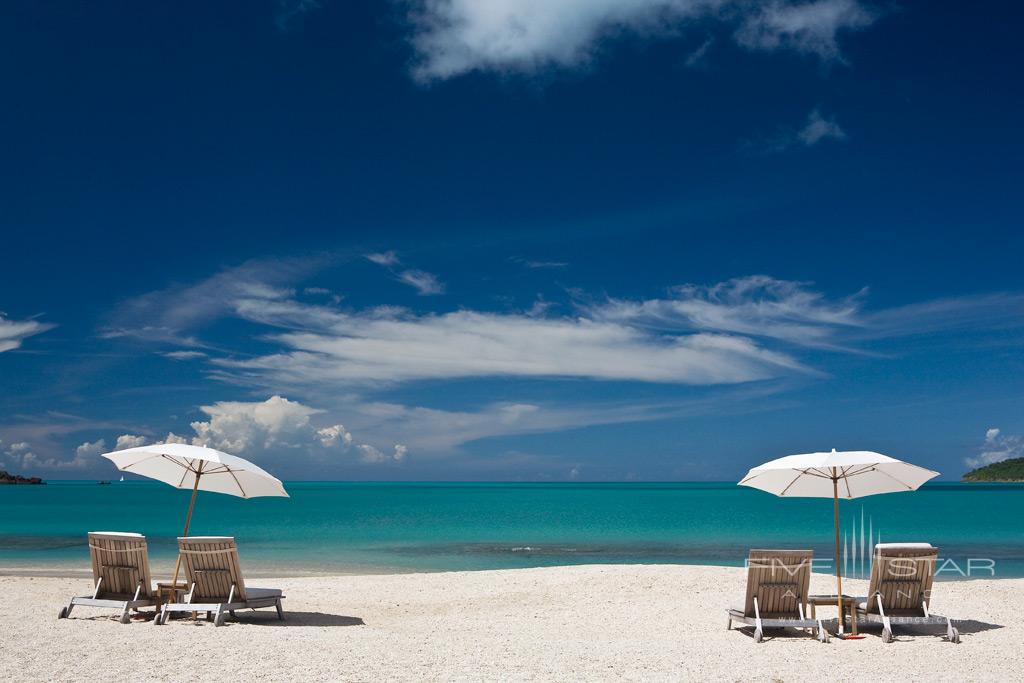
[875,542,933,550]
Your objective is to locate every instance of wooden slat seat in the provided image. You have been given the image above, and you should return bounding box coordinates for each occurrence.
[853,543,960,643]
[58,532,157,624]
[726,549,828,643]
[155,536,285,626]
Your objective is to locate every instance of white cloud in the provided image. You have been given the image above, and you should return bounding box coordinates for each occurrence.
[734,0,874,60]
[162,350,208,360]
[754,108,847,152]
[0,313,55,353]
[402,0,877,82]
[190,395,324,452]
[109,265,1024,397]
[75,439,107,459]
[1,438,93,472]
[114,434,149,450]
[102,256,327,344]
[966,428,1023,469]
[365,251,445,295]
[592,275,862,347]
[365,251,401,267]
[338,389,772,453]
[356,443,409,463]
[316,424,354,448]
[397,269,445,295]
[797,108,847,146]
[147,396,407,465]
[217,308,807,386]
[511,256,569,269]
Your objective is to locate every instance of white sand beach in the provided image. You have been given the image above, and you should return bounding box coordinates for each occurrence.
[3,564,1020,682]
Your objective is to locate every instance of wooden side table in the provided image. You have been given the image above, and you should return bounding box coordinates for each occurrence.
[808,594,859,635]
[153,582,188,619]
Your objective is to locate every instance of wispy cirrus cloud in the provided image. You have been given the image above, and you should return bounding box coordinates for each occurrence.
[212,300,807,386]
[402,0,879,82]
[733,0,875,60]
[0,312,55,353]
[589,275,864,348]
[364,251,445,295]
[109,263,1024,393]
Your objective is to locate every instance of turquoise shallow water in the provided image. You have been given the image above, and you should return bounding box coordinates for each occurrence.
[2,481,1022,578]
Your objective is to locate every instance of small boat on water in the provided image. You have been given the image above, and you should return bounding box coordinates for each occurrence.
[97,480,111,485]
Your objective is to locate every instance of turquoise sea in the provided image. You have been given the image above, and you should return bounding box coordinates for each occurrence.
[2,481,1021,578]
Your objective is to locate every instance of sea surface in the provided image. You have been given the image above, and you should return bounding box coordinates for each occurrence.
[2,481,1021,578]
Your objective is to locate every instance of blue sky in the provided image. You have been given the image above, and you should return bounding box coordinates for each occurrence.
[1,1,1022,481]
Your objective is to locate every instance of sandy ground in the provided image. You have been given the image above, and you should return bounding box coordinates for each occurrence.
[2,565,1020,682]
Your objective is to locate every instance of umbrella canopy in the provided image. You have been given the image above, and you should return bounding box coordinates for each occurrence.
[738,449,938,499]
[101,442,288,590]
[738,449,938,637]
[102,443,288,499]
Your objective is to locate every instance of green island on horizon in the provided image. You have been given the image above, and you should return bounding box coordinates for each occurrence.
[962,457,1024,483]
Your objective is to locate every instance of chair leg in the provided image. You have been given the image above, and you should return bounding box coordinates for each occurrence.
[119,602,131,624]
[725,615,731,631]
[947,618,961,644]
[275,598,285,620]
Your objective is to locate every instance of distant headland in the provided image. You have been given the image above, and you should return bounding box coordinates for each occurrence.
[963,457,1024,483]
[0,470,45,485]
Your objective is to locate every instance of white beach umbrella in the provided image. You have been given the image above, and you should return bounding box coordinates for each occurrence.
[101,442,288,587]
[738,449,938,636]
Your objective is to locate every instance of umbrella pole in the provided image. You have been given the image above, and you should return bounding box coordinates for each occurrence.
[169,465,202,589]
[832,471,844,635]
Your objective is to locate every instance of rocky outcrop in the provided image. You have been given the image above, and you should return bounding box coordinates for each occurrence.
[0,470,45,485]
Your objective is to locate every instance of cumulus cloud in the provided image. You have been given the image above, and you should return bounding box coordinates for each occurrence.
[118,396,407,466]
[402,0,877,82]
[356,443,409,463]
[114,434,149,451]
[316,424,353,448]
[1,438,93,472]
[0,313,55,353]
[966,428,1024,469]
[190,395,323,452]
[75,439,107,459]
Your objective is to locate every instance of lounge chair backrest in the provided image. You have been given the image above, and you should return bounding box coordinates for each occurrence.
[742,549,813,617]
[87,531,154,599]
[178,536,248,602]
[865,543,938,614]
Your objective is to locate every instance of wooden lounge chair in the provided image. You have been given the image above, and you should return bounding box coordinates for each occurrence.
[58,531,156,624]
[854,543,960,643]
[726,549,828,643]
[154,536,284,626]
